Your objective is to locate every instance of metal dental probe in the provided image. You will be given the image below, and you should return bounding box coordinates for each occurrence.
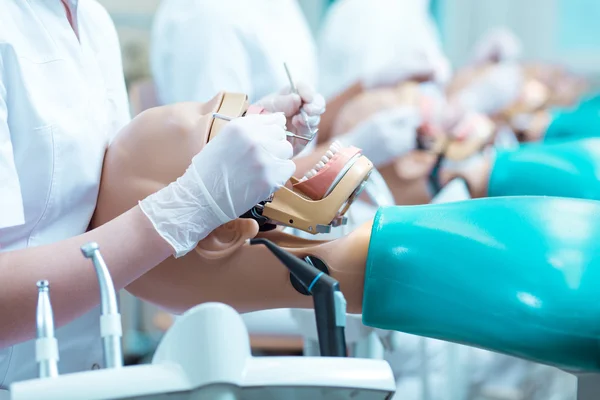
[212,112,310,141]
[283,62,318,139]
[36,280,59,378]
[81,242,124,369]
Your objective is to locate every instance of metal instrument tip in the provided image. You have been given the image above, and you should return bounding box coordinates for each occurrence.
[80,242,99,258]
[36,280,49,290]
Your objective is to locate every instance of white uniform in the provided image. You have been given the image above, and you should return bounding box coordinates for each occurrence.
[318,0,446,98]
[151,0,318,105]
[0,0,130,391]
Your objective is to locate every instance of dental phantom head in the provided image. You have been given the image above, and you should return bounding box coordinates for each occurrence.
[209,92,374,234]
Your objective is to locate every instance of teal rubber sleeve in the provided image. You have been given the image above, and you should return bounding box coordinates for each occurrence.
[488,138,600,199]
[362,198,600,372]
[545,98,600,142]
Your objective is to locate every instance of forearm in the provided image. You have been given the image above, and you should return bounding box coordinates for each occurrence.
[319,82,364,144]
[0,206,173,347]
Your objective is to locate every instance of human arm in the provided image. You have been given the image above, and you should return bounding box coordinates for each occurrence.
[0,111,295,348]
[0,206,172,348]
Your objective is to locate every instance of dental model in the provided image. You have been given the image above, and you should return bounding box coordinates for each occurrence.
[447,61,589,142]
[92,98,600,374]
[330,81,496,204]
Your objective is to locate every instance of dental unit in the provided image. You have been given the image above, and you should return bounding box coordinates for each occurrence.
[11,225,395,400]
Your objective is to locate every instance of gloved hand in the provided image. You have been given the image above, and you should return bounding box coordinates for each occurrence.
[453,62,523,116]
[471,27,523,65]
[139,113,295,257]
[361,49,452,89]
[255,82,326,151]
[338,107,421,167]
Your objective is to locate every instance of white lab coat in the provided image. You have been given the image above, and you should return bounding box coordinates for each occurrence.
[318,0,446,99]
[0,0,130,391]
[151,0,318,105]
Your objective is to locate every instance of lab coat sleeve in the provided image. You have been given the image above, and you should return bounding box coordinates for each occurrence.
[0,51,25,229]
[151,2,252,104]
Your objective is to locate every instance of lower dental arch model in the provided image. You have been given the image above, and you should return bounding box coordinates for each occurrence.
[92,94,600,373]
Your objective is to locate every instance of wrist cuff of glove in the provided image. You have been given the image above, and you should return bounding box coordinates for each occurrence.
[138,180,234,258]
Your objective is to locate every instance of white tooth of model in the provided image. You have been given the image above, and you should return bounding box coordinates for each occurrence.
[10,302,396,400]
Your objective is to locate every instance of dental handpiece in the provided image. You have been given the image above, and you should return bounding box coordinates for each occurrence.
[36,280,59,378]
[283,62,318,140]
[81,242,123,369]
[212,112,309,142]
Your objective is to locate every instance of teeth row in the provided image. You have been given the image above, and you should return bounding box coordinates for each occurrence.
[300,141,343,182]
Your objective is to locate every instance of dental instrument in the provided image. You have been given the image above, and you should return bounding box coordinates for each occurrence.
[283,62,318,140]
[250,238,347,357]
[212,112,310,142]
[81,242,123,369]
[36,280,59,379]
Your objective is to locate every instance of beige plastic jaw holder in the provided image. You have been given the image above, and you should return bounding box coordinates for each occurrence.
[263,156,373,234]
[209,92,374,234]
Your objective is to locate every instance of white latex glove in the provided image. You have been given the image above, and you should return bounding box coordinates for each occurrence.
[454,62,523,116]
[255,82,326,139]
[139,113,295,257]
[338,107,420,167]
[362,50,452,89]
[471,27,523,65]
